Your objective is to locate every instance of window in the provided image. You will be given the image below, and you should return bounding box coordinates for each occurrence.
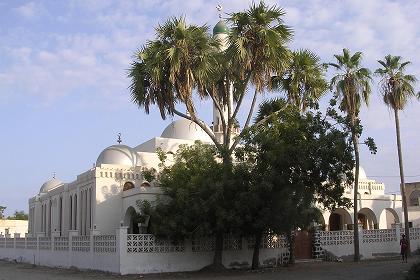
[123,182,135,191]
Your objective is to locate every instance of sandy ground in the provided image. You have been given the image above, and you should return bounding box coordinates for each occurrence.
[0,257,418,280]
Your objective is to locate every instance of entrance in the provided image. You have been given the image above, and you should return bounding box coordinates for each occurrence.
[294,230,312,259]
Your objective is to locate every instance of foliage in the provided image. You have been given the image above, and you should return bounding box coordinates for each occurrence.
[141,167,157,182]
[375,55,418,111]
[0,206,6,219]
[7,210,28,220]
[272,49,328,112]
[234,99,354,267]
[138,142,228,241]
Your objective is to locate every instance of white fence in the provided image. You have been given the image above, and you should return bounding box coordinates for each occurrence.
[314,226,420,260]
[0,233,119,273]
[0,228,289,275]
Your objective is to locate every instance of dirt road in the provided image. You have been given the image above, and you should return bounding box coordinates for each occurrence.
[0,257,417,280]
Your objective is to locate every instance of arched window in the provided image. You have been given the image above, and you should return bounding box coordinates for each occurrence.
[123,182,135,191]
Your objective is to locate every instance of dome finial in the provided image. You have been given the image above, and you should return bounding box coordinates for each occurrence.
[117,133,122,144]
[216,4,223,19]
[53,172,56,179]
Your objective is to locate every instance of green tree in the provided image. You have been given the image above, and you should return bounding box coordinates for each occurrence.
[234,99,353,268]
[272,49,328,112]
[128,2,292,266]
[0,206,6,219]
[328,48,372,262]
[141,142,226,241]
[375,55,419,253]
[7,210,28,220]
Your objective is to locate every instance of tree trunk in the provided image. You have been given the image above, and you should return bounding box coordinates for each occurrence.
[287,231,295,265]
[213,232,224,267]
[351,129,360,262]
[394,109,411,254]
[252,231,262,269]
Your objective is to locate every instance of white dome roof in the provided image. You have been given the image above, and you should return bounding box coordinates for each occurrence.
[96,145,139,167]
[40,178,63,194]
[161,119,212,142]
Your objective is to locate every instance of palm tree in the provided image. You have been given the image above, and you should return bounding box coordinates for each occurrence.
[128,3,292,268]
[272,49,328,112]
[329,48,372,262]
[375,55,418,254]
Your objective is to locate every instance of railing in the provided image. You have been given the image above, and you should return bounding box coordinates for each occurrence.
[126,234,185,253]
[362,229,396,243]
[317,230,353,246]
[0,235,116,253]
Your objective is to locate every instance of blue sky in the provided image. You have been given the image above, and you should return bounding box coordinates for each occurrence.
[1,0,420,216]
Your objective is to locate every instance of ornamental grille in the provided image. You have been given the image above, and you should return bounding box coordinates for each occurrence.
[318,230,353,245]
[362,229,396,243]
[126,234,185,253]
[71,236,90,252]
[39,237,51,250]
[247,234,288,249]
[54,237,69,251]
[26,238,37,249]
[191,236,215,252]
[5,238,14,248]
[409,228,420,240]
[94,235,116,253]
[15,238,26,249]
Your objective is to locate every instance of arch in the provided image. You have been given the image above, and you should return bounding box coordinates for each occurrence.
[379,208,400,229]
[328,208,352,231]
[358,207,377,229]
[409,190,420,206]
[123,206,139,234]
[123,182,135,191]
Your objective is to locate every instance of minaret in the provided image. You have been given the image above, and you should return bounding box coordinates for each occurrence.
[212,5,236,144]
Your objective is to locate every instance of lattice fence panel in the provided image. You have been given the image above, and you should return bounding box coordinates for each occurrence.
[409,228,420,240]
[0,238,4,248]
[126,234,185,253]
[247,234,287,249]
[54,237,69,251]
[318,230,353,246]
[362,229,396,243]
[5,238,14,248]
[223,235,242,251]
[39,237,51,250]
[26,238,37,249]
[192,236,215,252]
[94,235,116,253]
[71,236,90,252]
[15,238,26,249]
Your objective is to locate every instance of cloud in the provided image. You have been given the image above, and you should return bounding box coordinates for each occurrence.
[14,2,43,18]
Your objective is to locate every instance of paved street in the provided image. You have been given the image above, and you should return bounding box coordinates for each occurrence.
[0,257,418,280]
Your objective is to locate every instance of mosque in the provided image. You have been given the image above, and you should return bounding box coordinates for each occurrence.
[27,18,406,239]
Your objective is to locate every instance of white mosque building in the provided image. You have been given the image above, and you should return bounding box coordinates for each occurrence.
[27,114,404,238]
[27,17,405,239]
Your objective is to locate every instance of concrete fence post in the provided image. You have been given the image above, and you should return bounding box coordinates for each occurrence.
[116,226,128,274]
[68,230,79,267]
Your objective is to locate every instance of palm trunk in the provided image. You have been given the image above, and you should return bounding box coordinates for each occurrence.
[252,231,262,269]
[213,232,224,267]
[394,109,411,254]
[351,129,360,262]
[287,231,295,265]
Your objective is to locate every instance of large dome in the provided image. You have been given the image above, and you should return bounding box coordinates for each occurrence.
[161,119,212,142]
[96,145,139,167]
[40,178,63,194]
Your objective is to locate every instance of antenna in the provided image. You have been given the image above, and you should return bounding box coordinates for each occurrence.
[216,4,223,19]
[53,172,56,179]
[117,133,122,144]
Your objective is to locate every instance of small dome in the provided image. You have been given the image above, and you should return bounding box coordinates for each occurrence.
[40,178,63,194]
[161,119,212,142]
[213,20,229,35]
[96,145,139,167]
